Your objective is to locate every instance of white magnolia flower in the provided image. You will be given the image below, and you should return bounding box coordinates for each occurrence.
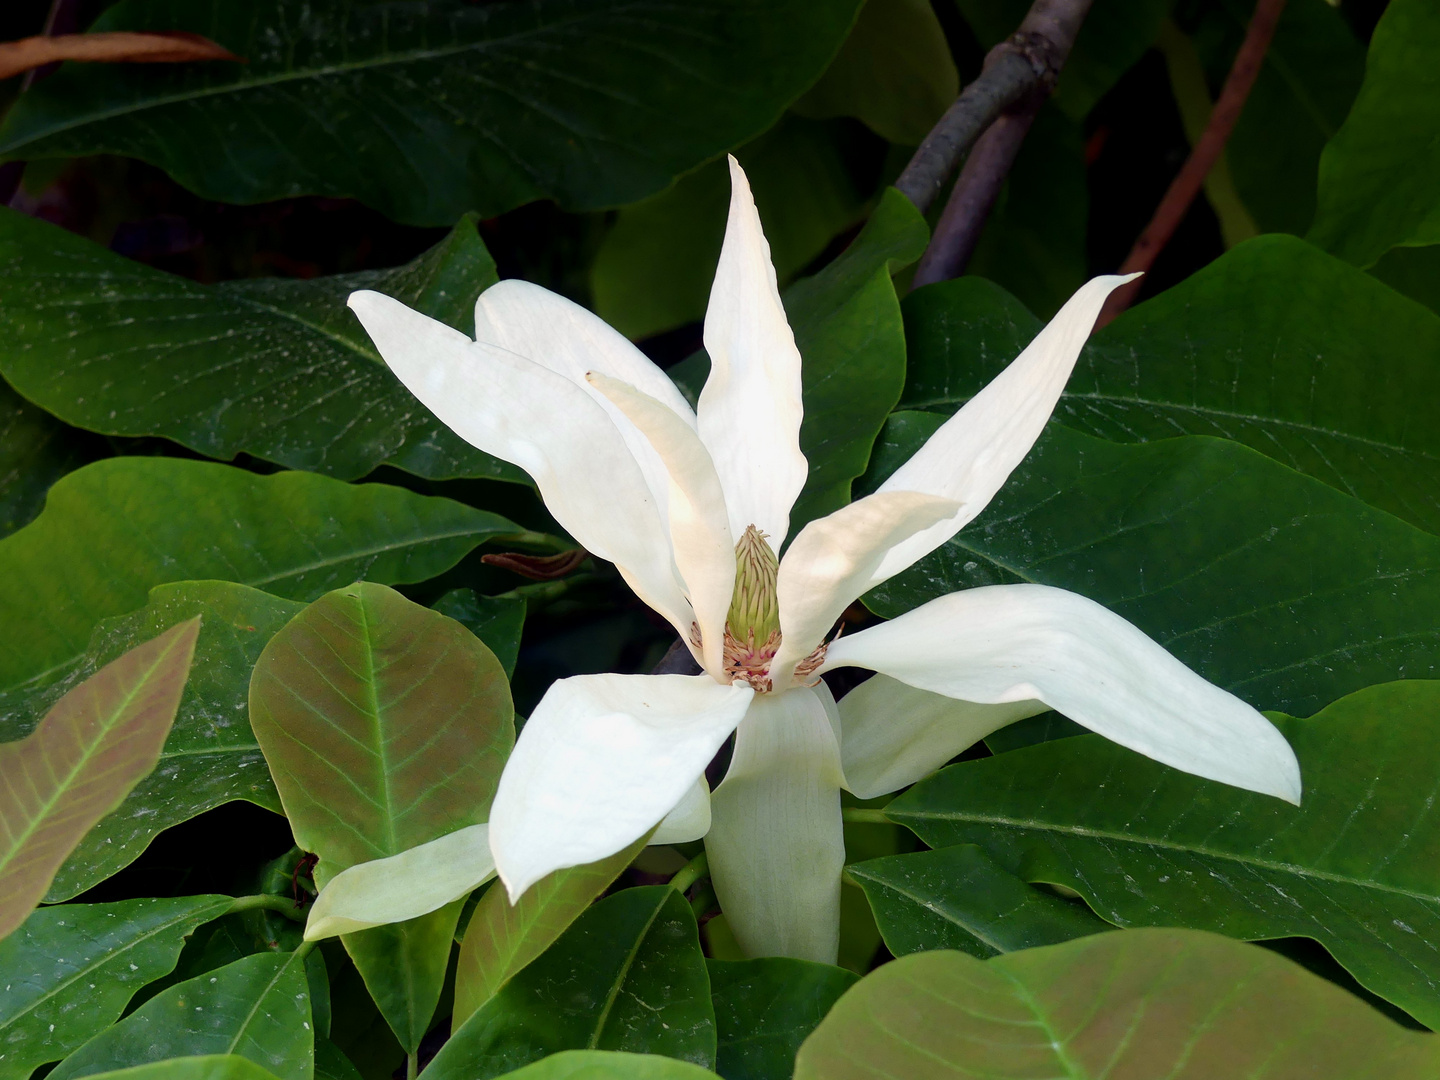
[348,157,1300,963]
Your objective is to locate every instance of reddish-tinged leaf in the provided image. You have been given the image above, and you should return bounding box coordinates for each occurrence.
[0,617,200,941]
[0,32,240,80]
[480,549,588,581]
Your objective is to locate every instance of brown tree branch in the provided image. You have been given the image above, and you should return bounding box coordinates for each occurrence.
[895,0,1095,215]
[1096,0,1287,327]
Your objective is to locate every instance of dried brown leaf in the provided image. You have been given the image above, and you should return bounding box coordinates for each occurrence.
[0,31,241,81]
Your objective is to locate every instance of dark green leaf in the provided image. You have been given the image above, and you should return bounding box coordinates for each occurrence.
[1370,243,1440,317]
[81,1059,286,1080]
[0,380,94,539]
[1193,0,1364,236]
[453,835,649,1026]
[953,0,1169,119]
[0,457,516,702]
[848,845,1109,960]
[431,590,526,680]
[0,209,518,482]
[793,929,1440,1079]
[0,619,199,940]
[708,957,856,1080]
[791,0,957,145]
[430,886,715,1079]
[49,951,313,1080]
[0,582,302,902]
[591,115,873,342]
[865,417,1440,717]
[903,236,1440,536]
[0,895,234,1080]
[887,680,1440,1029]
[250,582,513,1051]
[0,0,863,226]
[1309,0,1440,265]
[498,1052,720,1080]
[314,1041,363,1080]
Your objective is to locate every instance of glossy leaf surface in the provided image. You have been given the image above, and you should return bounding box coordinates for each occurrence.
[499,1052,720,1080]
[0,210,516,482]
[430,887,714,1079]
[0,618,198,940]
[0,457,515,701]
[81,1058,287,1080]
[0,583,301,901]
[887,681,1440,1029]
[1309,0,1440,265]
[849,845,1110,959]
[709,957,856,1080]
[49,950,313,1080]
[0,381,93,539]
[453,835,648,1026]
[0,895,233,1080]
[794,929,1440,1079]
[0,0,863,226]
[251,582,513,1051]
[864,418,1440,718]
[902,236,1440,535]
[431,590,526,680]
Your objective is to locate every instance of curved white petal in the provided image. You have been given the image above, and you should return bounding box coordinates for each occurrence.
[490,673,753,900]
[699,156,808,544]
[651,777,711,845]
[706,686,845,963]
[823,584,1301,803]
[589,372,734,678]
[836,674,1045,799]
[770,492,960,689]
[473,279,698,534]
[873,274,1138,580]
[348,290,691,637]
[304,823,495,941]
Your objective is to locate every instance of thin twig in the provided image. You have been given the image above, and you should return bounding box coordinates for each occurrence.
[1097,0,1287,327]
[912,90,1044,287]
[895,0,1096,214]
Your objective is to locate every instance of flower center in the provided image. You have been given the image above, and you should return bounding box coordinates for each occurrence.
[723,525,781,692]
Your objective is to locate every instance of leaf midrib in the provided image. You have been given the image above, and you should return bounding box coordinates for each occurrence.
[587,890,669,1050]
[889,810,1440,906]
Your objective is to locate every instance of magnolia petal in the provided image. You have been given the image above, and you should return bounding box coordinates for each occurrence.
[304,823,495,941]
[699,156,808,544]
[590,372,734,678]
[770,491,960,689]
[652,777,711,845]
[824,584,1302,803]
[348,290,691,637]
[490,673,754,899]
[706,686,846,963]
[836,674,1045,799]
[873,274,1138,581]
[474,279,698,528]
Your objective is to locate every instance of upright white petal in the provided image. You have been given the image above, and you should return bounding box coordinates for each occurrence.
[304,823,495,940]
[706,686,846,963]
[872,274,1138,581]
[836,674,1045,799]
[474,279,698,530]
[651,777,711,845]
[699,156,808,544]
[490,673,753,899]
[823,584,1301,803]
[769,492,960,689]
[589,372,734,678]
[349,290,691,638]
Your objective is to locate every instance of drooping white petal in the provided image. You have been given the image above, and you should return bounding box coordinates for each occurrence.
[769,492,960,689]
[490,673,754,899]
[651,777,711,845]
[836,674,1045,799]
[589,372,734,678]
[698,156,808,544]
[823,584,1302,803]
[473,279,698,533]
[706,686,846,963]
[348,290,691,637]
[872,274,1138,581]
[304,823,495,941]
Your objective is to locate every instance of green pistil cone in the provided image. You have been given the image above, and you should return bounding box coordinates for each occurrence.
[728,525,780,643]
